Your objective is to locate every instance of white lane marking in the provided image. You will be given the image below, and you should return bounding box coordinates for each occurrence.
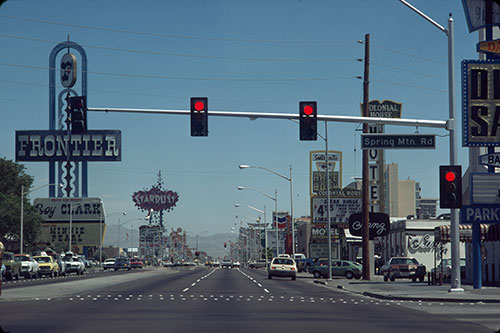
[182,288,189,292]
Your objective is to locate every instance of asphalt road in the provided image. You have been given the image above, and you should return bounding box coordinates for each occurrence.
[0,266,491,333]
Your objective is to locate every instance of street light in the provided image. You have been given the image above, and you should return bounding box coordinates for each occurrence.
[189,230,209,251]
[239,165,294,256]
[399,0,461,292]
[238,186,279,256]
[235,204,268,264]
[20,183,63,254]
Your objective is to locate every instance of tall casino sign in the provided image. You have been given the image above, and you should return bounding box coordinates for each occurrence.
[15,41,122,198]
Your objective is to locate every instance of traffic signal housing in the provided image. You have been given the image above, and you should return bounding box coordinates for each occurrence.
[439,165,462,209]
[69,96,87,134]
[299,101,317,141]
[224,242,227,248]
[190,97,208,136]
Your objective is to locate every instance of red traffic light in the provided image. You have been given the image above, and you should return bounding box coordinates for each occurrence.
[303,105,314,115]
[194,101,205,112]
[445,171,456,182]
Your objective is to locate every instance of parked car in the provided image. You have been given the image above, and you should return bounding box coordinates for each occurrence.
[431,258,466,281]
[308,260,363,279]
[248,259,268,269]
[47,252,66,276]
[63,253,85,275]
[130,257,143,269]
[3,252,21,281]
[114,257,131,271]
[294,253,314,273]
[103,258,116,270]
[15,254,40,279]
[267,257,297,280]
[33,255,59,277]
[380,257,426,282]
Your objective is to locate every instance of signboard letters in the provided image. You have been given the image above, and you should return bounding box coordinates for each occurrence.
[16,130,121,162]
[361,134,436,149]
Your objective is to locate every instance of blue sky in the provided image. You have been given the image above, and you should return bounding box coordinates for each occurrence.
[0,1,481,235]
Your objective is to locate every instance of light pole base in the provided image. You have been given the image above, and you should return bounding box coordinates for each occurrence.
[448,287,464,293]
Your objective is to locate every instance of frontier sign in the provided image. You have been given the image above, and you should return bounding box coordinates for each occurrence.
[15,130,121,162]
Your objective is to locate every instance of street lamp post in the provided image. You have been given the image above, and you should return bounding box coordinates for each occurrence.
[239,164,294,256]
[236,204,267,264]
[20,183,62,254]
[237,186,279,256]
[399,0,461,292]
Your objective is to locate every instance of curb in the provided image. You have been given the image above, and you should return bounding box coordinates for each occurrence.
[360,291,500,304]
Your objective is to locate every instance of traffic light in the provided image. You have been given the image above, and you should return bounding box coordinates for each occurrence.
[439,165,462,209]
[68,96,87,134]
[190,97,208,136]
[224,242,227,248]
[299,101,317,141]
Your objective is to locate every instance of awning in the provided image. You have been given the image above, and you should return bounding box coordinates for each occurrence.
[434,224,500,243]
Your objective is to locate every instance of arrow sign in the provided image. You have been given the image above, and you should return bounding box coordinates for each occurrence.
[479,152,500,167]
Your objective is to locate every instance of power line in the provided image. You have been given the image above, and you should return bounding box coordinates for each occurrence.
[0,14,351,45]
[0,61,355,82]
[0,33,355,63]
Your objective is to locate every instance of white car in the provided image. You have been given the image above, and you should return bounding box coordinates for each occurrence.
[267,257,297,280]
[15,254,39,279]
[63,253,85,275]
[103,258,116,270]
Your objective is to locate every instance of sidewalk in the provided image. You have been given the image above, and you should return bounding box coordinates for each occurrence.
[299,273,500,303]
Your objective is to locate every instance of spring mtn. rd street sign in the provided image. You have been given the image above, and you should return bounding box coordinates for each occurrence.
[361,134,435,149]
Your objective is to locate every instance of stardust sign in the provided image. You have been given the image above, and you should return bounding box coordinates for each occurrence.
[15,130,121,161]
[132,187,179,212]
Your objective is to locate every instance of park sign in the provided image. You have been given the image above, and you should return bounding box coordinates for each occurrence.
[15,130,121,162]
[361,134,435,149]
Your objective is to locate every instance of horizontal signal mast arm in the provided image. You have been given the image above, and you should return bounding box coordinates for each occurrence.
[88,107,448,129]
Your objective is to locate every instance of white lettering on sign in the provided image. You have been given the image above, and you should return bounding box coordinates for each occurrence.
[351,220,387,236]
[312,197,362,224]
[408,234,434,252]
[465,207,500,222]
[15,130,121,162]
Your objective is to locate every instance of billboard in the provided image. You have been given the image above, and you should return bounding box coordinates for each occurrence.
[34,197,104,222]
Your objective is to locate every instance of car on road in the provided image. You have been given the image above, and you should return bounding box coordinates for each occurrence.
[221,260,232,268]
[248,259,268,269]
[267,257,297,280]
[308,260,363,279]
[47,252,66,276]
[3,252,21,281]
[103,258,116,270]
[114,257,131,271]
[130,257,144,269]
[431,258,466,281]
[33,255,59,277]
[232,261,241,268]
[380,257,426,282]
[63,253,85,275]
[15,254,40,279]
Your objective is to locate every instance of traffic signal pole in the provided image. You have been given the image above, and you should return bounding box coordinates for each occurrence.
[361,33,371,281]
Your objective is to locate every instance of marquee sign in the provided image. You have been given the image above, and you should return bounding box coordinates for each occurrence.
[462,59,500,146]
[132,186,179,212]
[33,197,104,222]
[15,130,121,162]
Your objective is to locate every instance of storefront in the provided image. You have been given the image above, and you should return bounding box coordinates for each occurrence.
[434,224,500,285]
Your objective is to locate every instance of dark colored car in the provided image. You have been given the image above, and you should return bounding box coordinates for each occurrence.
[380,257,426,282]
[3,252,21,281]
[114,257,131,271]
[130,258,143,269]
[308,260,362,279]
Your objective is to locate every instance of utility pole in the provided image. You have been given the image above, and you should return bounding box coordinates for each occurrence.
[362,33,371,280]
